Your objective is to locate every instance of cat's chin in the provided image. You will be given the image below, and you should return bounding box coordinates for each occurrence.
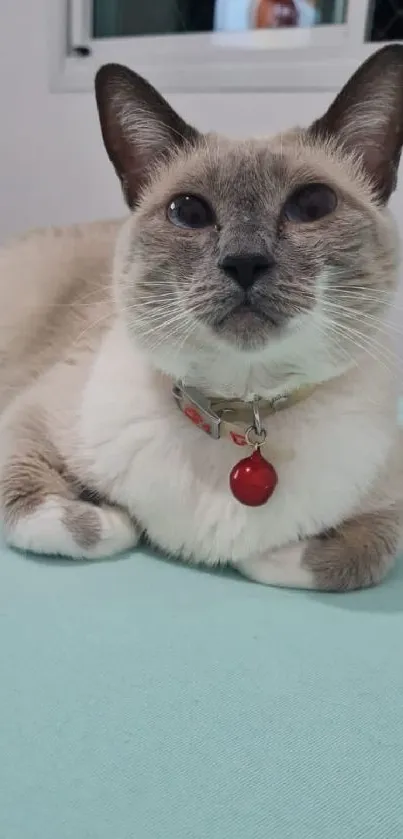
[212,304,282,351]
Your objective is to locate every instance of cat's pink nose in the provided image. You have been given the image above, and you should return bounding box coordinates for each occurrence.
[219,252,274,290]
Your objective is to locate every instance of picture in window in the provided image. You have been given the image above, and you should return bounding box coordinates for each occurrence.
[93,0,347,39]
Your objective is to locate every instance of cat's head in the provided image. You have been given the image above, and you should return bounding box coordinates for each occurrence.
[95,46,403,393]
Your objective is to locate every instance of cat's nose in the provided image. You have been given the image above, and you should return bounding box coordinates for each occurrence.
[219,252,273,290]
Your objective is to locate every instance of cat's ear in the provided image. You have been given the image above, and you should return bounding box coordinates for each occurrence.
[95,64,200,208]
[310,45,403,202]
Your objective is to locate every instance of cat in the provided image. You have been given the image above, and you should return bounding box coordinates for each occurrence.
[0,45,403,591]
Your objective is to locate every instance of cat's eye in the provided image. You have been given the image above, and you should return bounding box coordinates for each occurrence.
[283,184,337,223]
[167,195,215,229]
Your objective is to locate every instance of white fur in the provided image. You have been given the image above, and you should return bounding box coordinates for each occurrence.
[237,542,314,588]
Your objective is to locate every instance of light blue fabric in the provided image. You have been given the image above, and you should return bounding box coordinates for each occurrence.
[1,545,403,839]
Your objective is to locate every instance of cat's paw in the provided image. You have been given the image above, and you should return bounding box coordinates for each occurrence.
[302,510,399,591]
[237,509,399,592]
[236,542,315,590]
[4,497,140,559]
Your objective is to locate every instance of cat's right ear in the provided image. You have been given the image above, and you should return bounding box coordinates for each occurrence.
[95,64,200,208]
[310,45,403,202]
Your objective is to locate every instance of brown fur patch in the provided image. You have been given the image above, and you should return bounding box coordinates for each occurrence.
[2,450,74,524]
[1,410,99,539]
[62,503,101,549]
[1,411,76,526]
[303,509,400,591]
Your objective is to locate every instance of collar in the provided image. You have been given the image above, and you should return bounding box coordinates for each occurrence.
[173,381,317,448]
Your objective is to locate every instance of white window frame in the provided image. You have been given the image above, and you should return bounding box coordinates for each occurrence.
[49,0,391,94]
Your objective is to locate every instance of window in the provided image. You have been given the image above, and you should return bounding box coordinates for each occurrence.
[49,1,401,94]
[370,0,403,42]
[91,1,347,38]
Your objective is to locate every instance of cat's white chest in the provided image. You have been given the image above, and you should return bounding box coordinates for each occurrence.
[79,333,393,566]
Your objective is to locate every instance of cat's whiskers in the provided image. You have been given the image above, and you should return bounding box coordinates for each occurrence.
[318,315,396,374]
[311,318,357,368]
[290,283,401,329]
[324,289,402,312]
[130,297,207,351]
[330,290,401,307]
[314,316,384,373]
[318,300,403,338]
[285,286,397,373]
[316,303,397,360]
[71,309,113,347]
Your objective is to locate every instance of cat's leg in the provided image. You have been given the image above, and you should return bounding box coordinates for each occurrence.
[237,509,401,592]
[0,421,140,560]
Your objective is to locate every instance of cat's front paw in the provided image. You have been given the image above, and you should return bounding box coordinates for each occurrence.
[236,541,315,590]
[4,497,140,560]
[302,510,399,591]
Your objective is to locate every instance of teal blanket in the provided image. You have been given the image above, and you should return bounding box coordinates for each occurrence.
[1,545,402,838]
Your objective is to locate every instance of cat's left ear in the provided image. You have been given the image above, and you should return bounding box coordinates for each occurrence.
[310,45,403,202]
[95,64,200,208]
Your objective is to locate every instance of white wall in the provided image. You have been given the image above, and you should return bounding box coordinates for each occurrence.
[0,0,402,244]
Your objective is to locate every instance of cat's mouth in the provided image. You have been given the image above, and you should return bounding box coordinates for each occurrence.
[219,298,283,325]
[218,303,267,325]
[212,300,283,349]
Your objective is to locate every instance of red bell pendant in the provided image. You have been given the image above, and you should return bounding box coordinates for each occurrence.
[230,448,278,507]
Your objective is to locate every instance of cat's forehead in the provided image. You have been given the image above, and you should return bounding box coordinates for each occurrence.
[166,133,311,194]
[190,136,300,200]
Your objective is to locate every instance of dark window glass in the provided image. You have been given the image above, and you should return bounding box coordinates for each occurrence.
[92,1,347,39]
[369,0,403,42]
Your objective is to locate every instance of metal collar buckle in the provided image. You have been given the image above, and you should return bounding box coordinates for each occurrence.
[173,383,222,439]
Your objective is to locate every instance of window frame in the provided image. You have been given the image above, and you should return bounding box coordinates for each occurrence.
[49,0,388,94]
